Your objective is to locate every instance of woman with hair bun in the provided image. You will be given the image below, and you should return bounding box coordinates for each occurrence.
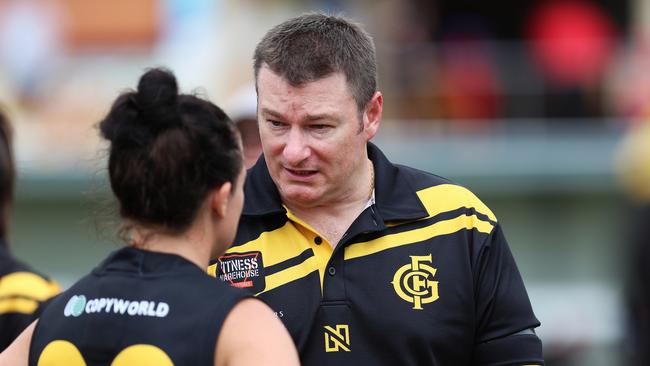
[0,68,299,366]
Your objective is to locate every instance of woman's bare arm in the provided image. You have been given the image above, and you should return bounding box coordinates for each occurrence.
[215,298,300,366]
[0,320,36,366]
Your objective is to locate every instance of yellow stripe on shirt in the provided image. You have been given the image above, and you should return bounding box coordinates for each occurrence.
[209,221,312,276]
[209,220,324,292]
[345,214,494,260]
[259,256,319,295]
[226,221,312,266]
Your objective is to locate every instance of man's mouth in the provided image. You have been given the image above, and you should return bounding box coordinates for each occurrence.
[285,168,317,177]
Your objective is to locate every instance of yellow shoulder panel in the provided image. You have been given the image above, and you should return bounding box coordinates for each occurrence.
[0,272,61,301]
[416,184,497,222]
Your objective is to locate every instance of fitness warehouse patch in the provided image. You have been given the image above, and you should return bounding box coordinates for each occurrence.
[216,251,265,293]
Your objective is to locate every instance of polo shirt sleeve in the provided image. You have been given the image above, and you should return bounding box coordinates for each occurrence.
[472,223,544,365]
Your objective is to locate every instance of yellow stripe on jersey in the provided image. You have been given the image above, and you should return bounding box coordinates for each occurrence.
[416,184,497,222]
[260,256,319,295]
[344,214,494,260]
[0,297,39,314]
[228,221,312,267]
[208,221,311,276]
[0,272,60,301]
[209,220,324,293]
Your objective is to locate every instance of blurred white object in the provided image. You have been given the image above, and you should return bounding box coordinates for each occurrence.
[225,83,260,169]
[226,83,257,122]
[0,0,63,100]
[528,282,622,348]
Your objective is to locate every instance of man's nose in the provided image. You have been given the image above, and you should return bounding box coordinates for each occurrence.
[283,129,310,165]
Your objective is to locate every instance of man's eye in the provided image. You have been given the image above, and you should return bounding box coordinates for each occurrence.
[311,124,330,130]
[268,120,285,127]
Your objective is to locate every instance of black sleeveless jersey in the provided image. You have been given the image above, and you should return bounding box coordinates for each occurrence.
[29,247,248,366]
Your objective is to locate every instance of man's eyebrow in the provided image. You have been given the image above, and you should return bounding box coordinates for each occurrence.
[259,108,284,119]
[304,113,335,121]
[260,108,335,122]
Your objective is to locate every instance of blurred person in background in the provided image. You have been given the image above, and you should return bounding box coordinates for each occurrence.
[617,118,650,366]
[525,0,616,119]
[226,83,262,169]
[0,69,299,366]
[0,109,60,352]
[210,13,543,365]
[0,0,63,105]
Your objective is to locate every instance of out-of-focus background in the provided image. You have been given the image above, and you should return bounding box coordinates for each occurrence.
[2,0,650,364]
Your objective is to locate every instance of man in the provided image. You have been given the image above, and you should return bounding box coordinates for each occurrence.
[210,13,543,365]
[0,109,60,351]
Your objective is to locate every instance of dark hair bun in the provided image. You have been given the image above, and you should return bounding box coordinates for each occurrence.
[134,68,182,134]
[100,68,182,148]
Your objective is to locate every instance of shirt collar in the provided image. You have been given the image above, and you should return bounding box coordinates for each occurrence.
[242,155,286,216]
[243,142,428,222]
[367,142,429,221]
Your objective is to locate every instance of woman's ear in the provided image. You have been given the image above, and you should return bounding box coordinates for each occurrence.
[211,182,233,218]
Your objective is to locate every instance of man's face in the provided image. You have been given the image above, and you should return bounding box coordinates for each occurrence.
[256,66,380,208]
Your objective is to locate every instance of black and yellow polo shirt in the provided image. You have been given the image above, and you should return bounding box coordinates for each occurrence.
[209,143,543,366]
[0,241,60,352]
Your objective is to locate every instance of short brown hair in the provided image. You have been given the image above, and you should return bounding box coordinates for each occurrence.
[254,13,377,112]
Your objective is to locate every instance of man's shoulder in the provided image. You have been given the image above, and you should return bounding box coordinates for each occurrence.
[393,163,454,190]
[394,164,497,223]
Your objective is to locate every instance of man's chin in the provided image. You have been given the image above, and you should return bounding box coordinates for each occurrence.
[281,189,321,207]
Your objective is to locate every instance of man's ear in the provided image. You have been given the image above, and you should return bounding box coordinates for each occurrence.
[363,91,382,140]
[211,182,233,218]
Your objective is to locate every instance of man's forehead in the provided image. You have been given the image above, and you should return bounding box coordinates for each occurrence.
[258,66,350,93]
[258,103,341,122]
[258,63,345,82]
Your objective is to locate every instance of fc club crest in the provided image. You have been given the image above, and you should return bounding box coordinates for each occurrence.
[216,251,265,293]
[391,254,439,310]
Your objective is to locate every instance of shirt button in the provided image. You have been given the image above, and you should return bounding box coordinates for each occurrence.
[328,267,336,276]
[314,236,323,245]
